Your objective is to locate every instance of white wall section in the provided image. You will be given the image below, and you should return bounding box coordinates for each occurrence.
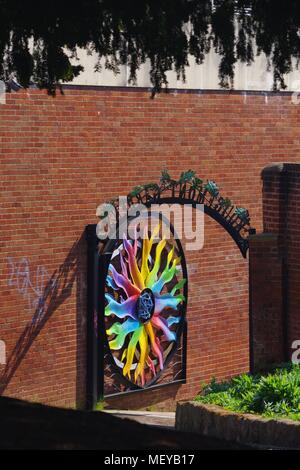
[69,47,300,92]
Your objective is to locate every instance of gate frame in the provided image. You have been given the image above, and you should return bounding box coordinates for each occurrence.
[86,176,255,409]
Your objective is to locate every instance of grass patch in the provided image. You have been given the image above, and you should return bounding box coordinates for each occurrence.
[94,399,108,411]
[195,363,300,421]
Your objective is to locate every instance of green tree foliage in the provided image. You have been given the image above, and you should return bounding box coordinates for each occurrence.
[1,1,300,94]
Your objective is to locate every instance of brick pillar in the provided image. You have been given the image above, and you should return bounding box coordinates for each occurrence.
[280,165,300,356]
[262,163,288,246]
[249,233,284,371]
[250,163,300,370]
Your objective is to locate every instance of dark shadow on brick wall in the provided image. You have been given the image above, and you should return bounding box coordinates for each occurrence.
[0,234,87,408]
[75,234,88,408]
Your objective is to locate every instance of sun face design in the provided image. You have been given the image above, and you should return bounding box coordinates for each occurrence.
[104,225,187,387]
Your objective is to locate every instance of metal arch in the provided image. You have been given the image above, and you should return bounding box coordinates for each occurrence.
[103,176,256,259]
[142,197,251,258]
[100,197,253,258]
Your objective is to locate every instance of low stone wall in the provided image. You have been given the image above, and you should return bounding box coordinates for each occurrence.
[176,401,300,449]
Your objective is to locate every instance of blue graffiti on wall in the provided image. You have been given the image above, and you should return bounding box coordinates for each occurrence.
[6,257,57,320]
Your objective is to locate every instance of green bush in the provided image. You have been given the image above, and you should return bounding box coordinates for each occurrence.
[195,363,300,421]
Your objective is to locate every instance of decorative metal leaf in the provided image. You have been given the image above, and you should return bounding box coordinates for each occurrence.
[144,182,159,191]
[235,207,249,223]
[179,169,196,183]
[129,186,144,197]
[219,197,232,209]
[161,169,171,182]
[191,176,203,190]
[204,180,219,197]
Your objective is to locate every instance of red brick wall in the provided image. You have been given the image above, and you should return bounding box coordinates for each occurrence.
[1,87,300,409]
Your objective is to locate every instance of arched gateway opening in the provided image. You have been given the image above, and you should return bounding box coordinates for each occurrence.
[86,171,255,410]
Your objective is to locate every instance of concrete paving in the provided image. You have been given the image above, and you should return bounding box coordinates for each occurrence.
[105,410,176,428]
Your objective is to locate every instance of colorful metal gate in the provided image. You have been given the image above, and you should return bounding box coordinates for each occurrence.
[86,171,255,409]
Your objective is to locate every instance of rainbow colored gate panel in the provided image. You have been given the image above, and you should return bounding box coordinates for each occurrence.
[103,224,188,393]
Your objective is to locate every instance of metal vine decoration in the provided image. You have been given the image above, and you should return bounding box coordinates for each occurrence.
[105,224,187,388]
[102,169,254,258]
